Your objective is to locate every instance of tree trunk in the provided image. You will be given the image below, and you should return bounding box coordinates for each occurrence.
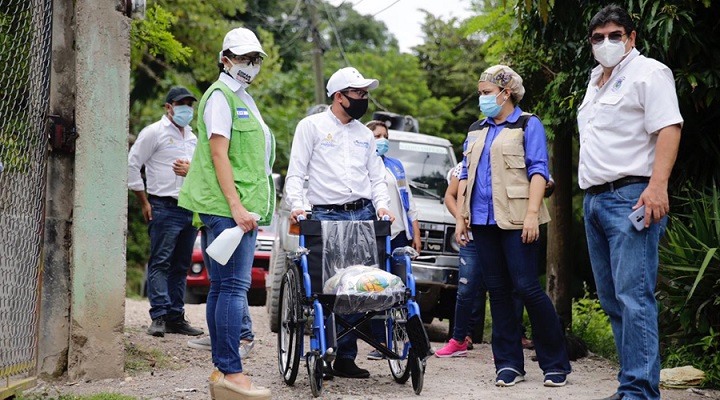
[546,134,573,330]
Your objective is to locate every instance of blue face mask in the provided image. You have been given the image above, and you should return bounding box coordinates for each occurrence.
[478,90,506,118]
[375,138,389,156]
[171,105,194,127]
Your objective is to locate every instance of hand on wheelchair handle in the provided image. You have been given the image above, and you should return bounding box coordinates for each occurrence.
[377,208,394,222]
[290,209,307,224]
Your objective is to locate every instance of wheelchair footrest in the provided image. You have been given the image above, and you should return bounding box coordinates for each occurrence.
[407,314,433,360]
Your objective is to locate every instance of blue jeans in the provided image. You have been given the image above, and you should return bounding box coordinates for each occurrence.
[311,202,376,361]
[584,183,665,400]
[471,224,570,377]
[200,226,254,341]
[451,240,488,342]
[200,214,256,374]
[147,196,197,320]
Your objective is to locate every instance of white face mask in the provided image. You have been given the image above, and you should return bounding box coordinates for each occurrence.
[592,38,630,68]
[227,61,261,85]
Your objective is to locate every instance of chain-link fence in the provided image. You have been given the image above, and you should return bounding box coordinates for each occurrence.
[0,0,53,381]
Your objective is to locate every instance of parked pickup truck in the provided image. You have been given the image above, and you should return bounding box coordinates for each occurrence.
[266,128,461,332]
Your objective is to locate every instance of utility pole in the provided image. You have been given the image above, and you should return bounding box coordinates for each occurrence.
[305,0,326,104]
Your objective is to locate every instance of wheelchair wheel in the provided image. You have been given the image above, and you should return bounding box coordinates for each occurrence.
[388,309,411,383]
[278,263,302,385]
[410,349,425,395]
[306,351,323,397]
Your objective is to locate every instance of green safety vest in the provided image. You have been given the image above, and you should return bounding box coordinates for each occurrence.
[178,80,275,225]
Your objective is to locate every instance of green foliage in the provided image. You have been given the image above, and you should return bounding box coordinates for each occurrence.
[130,5,192,67]
[663,329,720,387]
[658,183,720,342]
[571,285,617,362]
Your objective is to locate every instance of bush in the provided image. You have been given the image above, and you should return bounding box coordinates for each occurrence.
[658,182,720,387]
[571,284,617,362]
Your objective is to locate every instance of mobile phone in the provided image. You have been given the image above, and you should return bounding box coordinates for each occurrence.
[628,205,646,231]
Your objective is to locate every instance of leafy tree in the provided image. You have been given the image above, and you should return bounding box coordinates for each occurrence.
[414,12,489,155]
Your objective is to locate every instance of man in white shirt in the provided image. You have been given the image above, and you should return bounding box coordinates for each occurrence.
[577,6,682,400]
[284,67,393,379]
[128,86,204,338]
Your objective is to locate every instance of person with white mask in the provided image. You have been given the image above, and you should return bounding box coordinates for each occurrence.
[128,86,203,338]
[578,5,683,400]
[179,27,274,400]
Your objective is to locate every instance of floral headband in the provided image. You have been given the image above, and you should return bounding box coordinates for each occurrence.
[479,70,514,88]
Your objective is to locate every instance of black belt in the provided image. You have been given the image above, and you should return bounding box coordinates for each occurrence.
[586,176,649,195]
[148,194,178,205]
[312,198,371,211]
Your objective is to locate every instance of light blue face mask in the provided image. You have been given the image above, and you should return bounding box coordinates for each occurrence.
[171,105,194,127]
[375,138,389,156]
[478,90,506,118]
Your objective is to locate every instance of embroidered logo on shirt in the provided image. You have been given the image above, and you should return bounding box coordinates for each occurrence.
[236,108,250,118]
[353,140,369,149]
[611,76,625,92]
[320,133,336,147]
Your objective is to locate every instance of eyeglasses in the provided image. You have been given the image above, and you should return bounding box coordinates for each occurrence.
[342,89,369,99]
[590,31,627,45]
[228,54,264,66]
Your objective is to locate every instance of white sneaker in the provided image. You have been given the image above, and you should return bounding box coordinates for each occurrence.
[240,340,254,358]
[188,336,254,358]
[187,336,211,351]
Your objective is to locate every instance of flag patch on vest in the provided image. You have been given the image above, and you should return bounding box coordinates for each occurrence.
[236,108,250,118]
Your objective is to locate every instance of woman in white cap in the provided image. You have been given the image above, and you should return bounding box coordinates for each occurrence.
[179,27,273,400]
[454,65,571,388]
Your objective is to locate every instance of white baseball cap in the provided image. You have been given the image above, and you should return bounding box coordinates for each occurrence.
[326,67,379,97]
[222,27,267,57]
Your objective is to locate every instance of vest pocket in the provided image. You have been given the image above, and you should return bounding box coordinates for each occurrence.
[506,185,529,224]
[502,144,526,169]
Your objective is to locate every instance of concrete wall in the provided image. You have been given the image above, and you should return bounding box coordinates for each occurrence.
[67,0,130,380]
[38,0,76,379]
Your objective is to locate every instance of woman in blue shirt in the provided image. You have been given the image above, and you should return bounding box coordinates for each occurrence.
[454,65,571,388]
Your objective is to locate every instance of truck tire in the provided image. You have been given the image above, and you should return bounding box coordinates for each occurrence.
[266,240,287,333]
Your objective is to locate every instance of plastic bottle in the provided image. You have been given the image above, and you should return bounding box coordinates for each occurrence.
[206,212,261,265]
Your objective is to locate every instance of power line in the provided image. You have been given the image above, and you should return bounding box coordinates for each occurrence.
[322,1,351,66]
[372,0,401,17]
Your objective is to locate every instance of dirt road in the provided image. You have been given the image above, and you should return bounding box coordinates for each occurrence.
[30,299,718,400]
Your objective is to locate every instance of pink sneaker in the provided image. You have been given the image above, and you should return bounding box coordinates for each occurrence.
[434,338,468,358]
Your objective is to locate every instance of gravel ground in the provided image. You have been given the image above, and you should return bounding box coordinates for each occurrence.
[29,298,719,400]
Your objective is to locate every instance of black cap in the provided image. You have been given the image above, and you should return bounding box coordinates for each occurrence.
[165,86,197,104]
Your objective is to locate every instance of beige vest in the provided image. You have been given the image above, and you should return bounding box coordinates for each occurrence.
[460,113,550,230]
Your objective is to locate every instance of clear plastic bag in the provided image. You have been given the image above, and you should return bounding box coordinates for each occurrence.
[320,220,379,285]
[323,265,406,314]
[317,220,405,314]
[392,246,419,258]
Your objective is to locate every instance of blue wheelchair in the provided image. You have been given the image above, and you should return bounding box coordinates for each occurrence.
[276,218,431,397]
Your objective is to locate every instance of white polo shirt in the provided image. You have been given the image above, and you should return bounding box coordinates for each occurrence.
[285,108,390,212]
[128,115,197,199]
[577,48,683,189]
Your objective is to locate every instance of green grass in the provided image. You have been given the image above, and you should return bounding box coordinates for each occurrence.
[124,339,176,374]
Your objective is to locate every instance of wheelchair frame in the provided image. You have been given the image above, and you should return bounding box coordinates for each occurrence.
[276,219,429,397]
